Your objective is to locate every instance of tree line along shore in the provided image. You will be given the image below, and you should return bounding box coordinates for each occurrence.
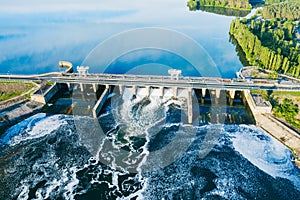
[188,0,253,11]
[229,1,300,130]
[187,0,300,13]
[187,0,300,83]
[229,1,300,77]
[187,0,300,131]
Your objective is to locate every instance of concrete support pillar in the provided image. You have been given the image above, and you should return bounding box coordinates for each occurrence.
[67,83,72,91]
[119,85,124,95]
[215,89,221,99]
[187,88,193,124]
[229,98,234,106]
[215,89,221,104]
[229,89,236,106]
[80,83,84,92]
[242,90,247,105]
[201,98,205,104]
[92,84,98,93]
[201,88,206,98]
[201,88,206,104]
[159,86,164,98]
[216,114,219,123]
[146,86,151,97]
[105,84,110,93]
[81,92,86,101]
[132,85,137,96]
[173,87,178,98]
[229,89,236,99]
[93,87,110,118]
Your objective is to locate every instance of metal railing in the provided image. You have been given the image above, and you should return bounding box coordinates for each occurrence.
[0,72,300,91]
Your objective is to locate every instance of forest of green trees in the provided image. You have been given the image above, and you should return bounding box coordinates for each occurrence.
[188,0,300,77]
[261,1,300,19]
[187,0,252,11]
[264,0,281,4]
[192,6,250,16]
[274,98,300,129]
[265,0,300,5]
[229,1,300,77]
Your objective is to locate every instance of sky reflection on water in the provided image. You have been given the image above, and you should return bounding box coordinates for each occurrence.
[0,0,242,77]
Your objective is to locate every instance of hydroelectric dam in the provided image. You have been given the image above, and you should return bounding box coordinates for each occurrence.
[1,62,300,124]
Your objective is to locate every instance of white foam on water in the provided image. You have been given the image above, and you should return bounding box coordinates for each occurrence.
[177,88,188,97]
[150,88,161,96]
[2,114,69,146]
[15,161,81,200]
[0,87,230,199]
[134,125,150,200]
[99,110,111,118]
[107,93,116,99]
[163,88,177,98]
[1,113,46,145]
[2,111,149,199]
[109,87,189,198]
[115,87,169,137]
[229,125,300,189]
[211,177,239,199]
[17,185,30,200]
[62,167,80,200]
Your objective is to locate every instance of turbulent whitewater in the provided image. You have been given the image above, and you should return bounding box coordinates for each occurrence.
[1,89,300,199]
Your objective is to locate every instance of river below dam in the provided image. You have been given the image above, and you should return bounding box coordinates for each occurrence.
[1,90,300,199]
[1,0,300,199]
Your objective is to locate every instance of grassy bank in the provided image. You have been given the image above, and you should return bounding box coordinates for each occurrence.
[251,90,300,130]
[0,81,35,102]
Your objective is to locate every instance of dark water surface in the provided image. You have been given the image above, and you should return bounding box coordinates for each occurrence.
[1,90,300,199]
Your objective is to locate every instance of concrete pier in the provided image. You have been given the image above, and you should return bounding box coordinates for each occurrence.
[92,85,110,118]
[132,85,137,96]
[80,83,84,92]
[229,89,236,106]
[92,84,98,93]
[200,88,206,104]
[201,88,206,98]
[146,86,151,97]
[229,89,235,99]
[67,83,72,91]
[173,87,178,98]
[119,85,124,95]
[159,86,164,98]
[187,88,193,124]
[243,90,272,115]
[31,83,59,104]
[215,89,221,104]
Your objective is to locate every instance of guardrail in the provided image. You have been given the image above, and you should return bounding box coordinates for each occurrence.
[0,72,300,91]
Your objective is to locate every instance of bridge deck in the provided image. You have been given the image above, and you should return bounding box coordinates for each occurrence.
[0,72,299,91]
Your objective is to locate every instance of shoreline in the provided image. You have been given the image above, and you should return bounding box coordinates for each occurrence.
[0,81,43,134]
[255,113,300,168]
[0,81,39,110]
[0,101,44,134]
[242,87,300,168]
[198,5,252,11]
